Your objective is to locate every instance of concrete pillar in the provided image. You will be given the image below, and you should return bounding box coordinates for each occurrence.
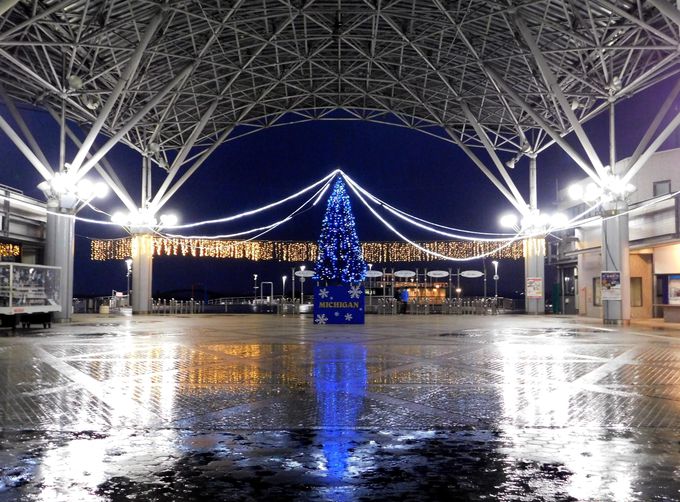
[601,202,630,325]
[45,198,75,322]
[131,233,154,314]
[524,155,544,314]
[524,237,545,315]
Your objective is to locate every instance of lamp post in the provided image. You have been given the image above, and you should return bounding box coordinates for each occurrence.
[483,259,487,299]
[253,274,258,300]
[492,260,499,299]
[299,265,306,304]
[282,275,287,300]
[125,257,132,307]
[367,263,373,309]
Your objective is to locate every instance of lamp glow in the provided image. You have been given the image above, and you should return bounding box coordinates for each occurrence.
[567,184,583,201]
[499,214,518,229]
[160,214,178,227]
[551,213,569,228]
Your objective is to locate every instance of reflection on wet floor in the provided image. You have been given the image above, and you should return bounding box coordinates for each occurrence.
[1,314,679,500]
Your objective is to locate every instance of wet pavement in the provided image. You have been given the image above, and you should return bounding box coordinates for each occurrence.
[1,314,679,501]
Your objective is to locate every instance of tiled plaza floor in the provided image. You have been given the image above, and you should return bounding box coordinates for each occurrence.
[1,313,679,501]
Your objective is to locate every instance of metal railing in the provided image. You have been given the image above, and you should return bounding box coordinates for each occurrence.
[150,299,204,315]
[80,295,523,316]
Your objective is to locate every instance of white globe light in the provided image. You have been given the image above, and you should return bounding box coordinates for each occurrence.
[567,184,583,201]
[160,214,178,227]
[537,212,550,227]
[50,173,69,194]
[551,213,569,228]
[94,182,109,198]
[76,179,93,199]
[583,182,601,202]
[111,211,128,225]
[499,214,518,229]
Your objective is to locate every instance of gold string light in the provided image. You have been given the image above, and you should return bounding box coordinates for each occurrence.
[91,237,526,261]
[0,243,21,257]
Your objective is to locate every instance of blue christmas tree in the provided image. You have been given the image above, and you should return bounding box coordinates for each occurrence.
[314,177,367,284]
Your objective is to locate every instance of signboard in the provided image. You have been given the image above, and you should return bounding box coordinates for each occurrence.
[394,270,416,278]
[365,270,383,278]
[427,270,449,278]
[313,285,365,324]
[460,270,484,278]
[601,271,621,301]
[526,277,543,298]
[669,275,680,305]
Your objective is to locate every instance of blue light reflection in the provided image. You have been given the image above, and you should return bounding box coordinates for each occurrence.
[314,343,367,480]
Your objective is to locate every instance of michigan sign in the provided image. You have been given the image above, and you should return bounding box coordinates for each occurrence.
[313,285,365,324]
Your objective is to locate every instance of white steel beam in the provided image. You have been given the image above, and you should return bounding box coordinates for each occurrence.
[622,107,680,184]
[342,37,527,212]
[0,0,20,16]
[444,127,529,215]
[484,66,602,183]
[0,83,52,171]
[154,36,334,211]
[626,77,680,172]
[460,101,528,209]
[74,62,196,181]
[45,105,137,212]
[149,99,219,208]
[70,10,165,173]
[377,9,528,208]
[648,0,680,28]
[0,113,53,180]
[514,16,607,178]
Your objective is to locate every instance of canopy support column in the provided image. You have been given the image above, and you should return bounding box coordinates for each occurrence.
[131,233,154,314]
[524,155,544,315]
[601,204,630,325]
[524,236,545,315]
[45,199,75,322]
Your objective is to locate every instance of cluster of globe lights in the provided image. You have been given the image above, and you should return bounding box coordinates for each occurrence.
[567,174,636,204]
[499,174,636,235]
[110,209,178,230]
[498,211,569,234]
[37,169,109,208]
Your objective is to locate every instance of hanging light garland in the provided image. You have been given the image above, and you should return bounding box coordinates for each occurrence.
[0,243,21,257]
[90,237,525,262]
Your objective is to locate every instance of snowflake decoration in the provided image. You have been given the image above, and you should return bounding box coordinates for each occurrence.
[318,288,329,299]
[344,313,353,322]
[348,285,363,299]
[315,314,328,325]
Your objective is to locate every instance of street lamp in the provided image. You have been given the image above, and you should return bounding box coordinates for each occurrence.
[125,257,132,306]
[299,265,306,304]
[492,260,499,299]
[367,263,373,308]
[455,287,462,299]
[253,274,258,299]
[282,275,287,300]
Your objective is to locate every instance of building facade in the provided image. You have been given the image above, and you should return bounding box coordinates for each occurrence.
[552,148,680,319]
[0,184,47,263]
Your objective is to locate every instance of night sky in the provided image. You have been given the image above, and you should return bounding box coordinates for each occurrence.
[1,77,679,299]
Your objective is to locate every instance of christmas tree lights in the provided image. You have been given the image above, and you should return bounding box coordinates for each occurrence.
[314,178,367,283]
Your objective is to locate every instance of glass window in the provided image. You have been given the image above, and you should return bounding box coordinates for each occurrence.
[653,180,671,196]
[593,277,601,306]
[631,277,643,307]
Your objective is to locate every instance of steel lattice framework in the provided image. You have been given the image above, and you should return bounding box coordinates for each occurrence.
[1,0,679,212]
